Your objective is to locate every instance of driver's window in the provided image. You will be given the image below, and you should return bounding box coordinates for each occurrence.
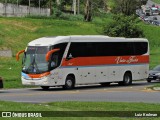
[50,53,59,68]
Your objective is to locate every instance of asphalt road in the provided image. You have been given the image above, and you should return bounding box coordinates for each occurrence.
[147,0,160,7]
[0,81,159,103]
[146,0,160,21]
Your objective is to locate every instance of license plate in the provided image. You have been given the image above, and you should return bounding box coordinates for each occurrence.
[30,82,35,85]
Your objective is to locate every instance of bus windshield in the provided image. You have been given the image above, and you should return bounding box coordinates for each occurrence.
[22,46,50,74]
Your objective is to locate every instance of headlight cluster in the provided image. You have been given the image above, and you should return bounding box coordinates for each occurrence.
[41,76,47,79]
[41,74,51,79]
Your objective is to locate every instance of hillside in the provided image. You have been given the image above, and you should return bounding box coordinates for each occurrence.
[0,17,102,54]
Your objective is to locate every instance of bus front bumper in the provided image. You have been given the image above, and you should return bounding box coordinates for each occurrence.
[22,77,49,86]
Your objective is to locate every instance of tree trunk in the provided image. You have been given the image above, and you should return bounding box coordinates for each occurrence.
[77,0,80,14]
[49,0,53,15]
[103,0,107,11]
[84,0,92,22]
[73,0,77,15]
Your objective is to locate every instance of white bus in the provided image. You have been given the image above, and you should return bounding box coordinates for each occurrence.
[16,36,149,90]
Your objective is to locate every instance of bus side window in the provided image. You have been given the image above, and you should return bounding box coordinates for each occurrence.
[67,42,95,58]
[134,42,148,55]
[50,53,59,69]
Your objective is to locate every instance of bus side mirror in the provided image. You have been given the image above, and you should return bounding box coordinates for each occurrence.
[16,50,25,61]
[46,48,60,62]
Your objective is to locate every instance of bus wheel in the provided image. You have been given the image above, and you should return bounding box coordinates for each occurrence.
[147,79,151,83]
[41,86,50,90]
[119,72,132,86]
[63,76,75,90]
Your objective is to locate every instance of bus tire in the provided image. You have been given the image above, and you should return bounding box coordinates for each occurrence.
[147,79,151,83]
[63,76,75,90]
[119,72,132,86]
[41,86,50,90]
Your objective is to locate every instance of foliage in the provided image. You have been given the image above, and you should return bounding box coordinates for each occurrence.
[20,0,49,7]
[112,0,141,16]
[0,0,18,3]
[0,38,3,45]
[152,0,160,4]
[84,0,110,21]
[104,15,144,38]
[58,14,84,21]
[92,0,108,14]
[84,0,92,22]
[53,8,62,17]
[141,0,148,5]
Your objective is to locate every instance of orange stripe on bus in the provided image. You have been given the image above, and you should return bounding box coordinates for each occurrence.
[61,55,149,67]
[28,72,50,78]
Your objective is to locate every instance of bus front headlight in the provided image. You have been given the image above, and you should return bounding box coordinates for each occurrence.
[41,76,48,81]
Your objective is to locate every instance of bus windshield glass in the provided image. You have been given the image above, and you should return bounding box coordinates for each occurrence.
[22,46,50,74]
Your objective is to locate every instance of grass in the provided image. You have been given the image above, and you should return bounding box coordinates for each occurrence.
[0,17,100,52]
[0,57,21,88]
[153,84,160,87]
[153,0,160,4]
[0,38,3,45]
[138,22,160,68]
[140,24,160,48]
[149,83,160,89]
[0,16,160,88]
[0,101,160,119]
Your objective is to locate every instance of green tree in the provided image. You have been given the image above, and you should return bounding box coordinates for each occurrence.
[19,0,48,7]
[84,0,108,21]
[84,0,92,21]
[140,0,148,5]
[104,15,144,38]
[112,0,140,15]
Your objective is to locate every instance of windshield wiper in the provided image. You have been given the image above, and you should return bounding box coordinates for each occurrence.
[25,55,40,74]
[25,55,35,74]
[34,59,40,74]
